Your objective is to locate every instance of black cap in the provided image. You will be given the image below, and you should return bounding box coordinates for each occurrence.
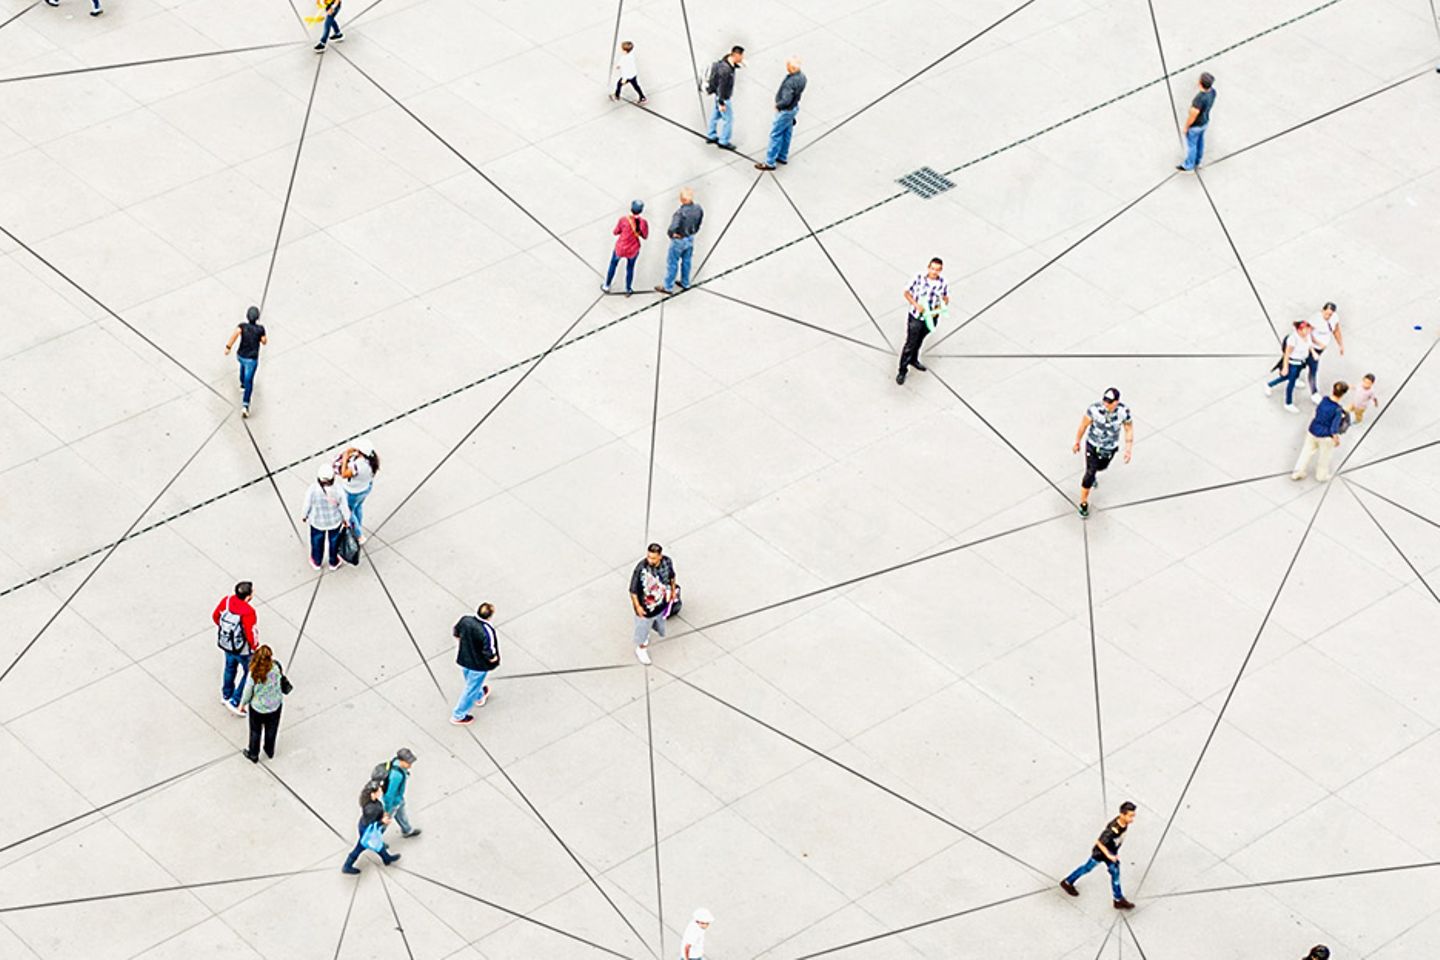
[1102,387,1121,403]
[1307,948,1330,960]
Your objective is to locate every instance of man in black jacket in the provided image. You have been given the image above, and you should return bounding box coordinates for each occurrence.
[450,602,499,726]
[704,46,745,150]
[756,58,806,171]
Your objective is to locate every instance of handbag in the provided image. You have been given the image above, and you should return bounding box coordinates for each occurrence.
[277,662,294,695]
[663,584,683,619]
[337,525,361,565]
[360,821,385,852]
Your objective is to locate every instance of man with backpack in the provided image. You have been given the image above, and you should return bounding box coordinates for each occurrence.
[1292,380,1349,482]
[212,581,259,715]
[373,748,422,838]
[704,46,745,150]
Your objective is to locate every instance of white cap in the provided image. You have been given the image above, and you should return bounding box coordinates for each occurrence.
[693,908,714,924]
[355,438,376,456]
[316,464,335,481]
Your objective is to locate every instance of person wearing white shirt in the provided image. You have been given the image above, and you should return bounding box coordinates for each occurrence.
[1305,301,1344,402]
[612,41,646,104]
[1264,320,1314,412]
[680,908,713,959]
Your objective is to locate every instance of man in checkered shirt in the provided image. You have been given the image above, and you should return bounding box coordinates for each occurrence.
[896,257,949,384]
[1072,387,1134,518]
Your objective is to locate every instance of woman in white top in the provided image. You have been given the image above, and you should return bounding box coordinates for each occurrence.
[611,40,646,103]
[339,441,380,544]
[1264,320,1313,412]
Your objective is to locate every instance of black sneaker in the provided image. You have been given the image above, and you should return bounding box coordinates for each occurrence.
[704,137,718,144]
[1078,502,1090,519]
[383,854,401,866]
[341,865,361,875]
[776,159,788,165]
[1113,898,1135,910]
[402,828,422,838]
[1060,880,1078,897]
[314,43,326,51]
[895,371,907,385]
[718,143,737,151]
[910,360,927,372]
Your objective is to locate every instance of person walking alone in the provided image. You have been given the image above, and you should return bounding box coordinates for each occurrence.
[1292,380,1348,482]
[451,602,499,726]
[703,46,745,150]
[1265,320,1314,412]
[630,543,677,665]
[301,465,350,570]
[681,908,714,959]
[896,258,949,384]
[240,645,287,762]
[1176,72,1216,171]
[611,40,646,103]
[1072,387,1134,519]
[338,442,380,544]
[212,581,259,716]
[378,747,422,838]
[313,0,343,51]
[603,201,649,296]
[1059,801,1137,909]
[1305,302,1344,403]
[755,58,807,171]
[654,189,704,295]
[341,781,399,874]
[223,306,266,417]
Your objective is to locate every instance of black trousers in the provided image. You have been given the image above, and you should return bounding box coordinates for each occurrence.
[615,76,645,99]
[246,705,282,760]
[899,315,931,371]
[1082,443,1114,490]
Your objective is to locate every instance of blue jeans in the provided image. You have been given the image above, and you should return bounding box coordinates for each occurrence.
[1267,362,1306,404]
[1065,857,1124,900]
[237,357,257,406]
[346,486,371,539]
[343,818,396,870]
[766,108,798,164]
[706,98,734,145]
[391,801,414,835]
[1181,123,1207,169]
[222,651,251,706]
[310,526,341,567]
[605,252,637,292]
[453,667,489,720]
[663,236,694,290]
[320,13,342,44]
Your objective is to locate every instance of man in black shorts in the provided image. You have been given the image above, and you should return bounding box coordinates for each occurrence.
[224,306,267,417]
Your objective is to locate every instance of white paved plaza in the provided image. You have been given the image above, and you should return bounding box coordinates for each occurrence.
[2,0,1440,957]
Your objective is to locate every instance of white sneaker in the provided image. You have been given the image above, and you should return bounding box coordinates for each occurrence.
[226,701,246,717]
[634,645,652,665]
[1310,393,1321,404]
[1284,403,1299,413]
[601,283,610,293]
[1263,382,1273,397]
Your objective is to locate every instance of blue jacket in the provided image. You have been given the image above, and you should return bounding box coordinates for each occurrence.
[382,763,409,811]
[1309,397,1344,438]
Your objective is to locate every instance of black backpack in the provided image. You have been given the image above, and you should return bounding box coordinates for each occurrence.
[1336,408,1352,435]
[370,760,398,794]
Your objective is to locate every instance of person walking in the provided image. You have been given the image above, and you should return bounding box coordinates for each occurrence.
[223,306,266,417]
[1347,373,1379,424]
[341,780,399,874]
[1304,302,1344,402]
[1265,320,1314,412]
[1072,387,1134,519]
[1059,801,1137,909]
[338,442,380,544]
[313,0,344,51]
[654,189,704,295]
[896,258,949,384]
[1303,948,1330,960]
[703,46,745,150]
[1176,72,1216,171]
[377,747,422,838]
[450,602,499,725]
[681,908,713,959]
[1292,380,1348,482]
[630,543,677,665]
[43,0,102,16]
[301,465,350,570]
[611,40,646,104]
[240,645,287,762]
[603,201,649,296]
[213,581,259,716]
[755,58,807,171]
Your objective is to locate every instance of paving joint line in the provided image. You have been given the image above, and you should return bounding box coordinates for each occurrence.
[260,50,326,312]
[0,40,304,85]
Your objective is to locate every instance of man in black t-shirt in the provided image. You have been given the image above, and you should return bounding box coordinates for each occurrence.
[630,543,677,665]
[1059,801,1137,909]
[450,602,498,726]
[1177,72,1216,171]
[223,305,267,417]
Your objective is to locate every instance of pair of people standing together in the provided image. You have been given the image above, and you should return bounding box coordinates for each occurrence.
[1265,303,1344,411]
[299,444,380,568]
[212,581,289,761]
[702,46,809,170]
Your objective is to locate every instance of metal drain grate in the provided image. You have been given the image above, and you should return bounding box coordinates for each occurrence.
[897,166,955,199]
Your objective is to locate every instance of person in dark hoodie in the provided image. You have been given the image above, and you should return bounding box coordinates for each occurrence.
[341,780,399,874]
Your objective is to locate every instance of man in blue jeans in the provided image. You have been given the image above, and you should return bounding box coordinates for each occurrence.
[654,188,704,294]
[1060,801,1137,909]
[451,602,499,725]
[223,306,266,417]
[704,46,744,150]
[314,0,344,51]
[755,58,807,171]
[1177,72,1216,171]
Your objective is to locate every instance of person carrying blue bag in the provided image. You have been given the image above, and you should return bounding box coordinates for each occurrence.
[341,780,400,874]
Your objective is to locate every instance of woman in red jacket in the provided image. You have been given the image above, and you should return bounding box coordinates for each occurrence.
[602,200,648,296]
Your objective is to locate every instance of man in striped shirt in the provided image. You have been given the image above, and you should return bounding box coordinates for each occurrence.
[896,258,949,384]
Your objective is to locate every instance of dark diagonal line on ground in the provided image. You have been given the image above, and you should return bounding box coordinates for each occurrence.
[788,888,1049,959]
[347,0,394,26]
[0,868,330,913]
[1336,338,1439,472]
[1122,915,1151,960]
[286,570,326,669]
[260,52,325,312]
[664,669,1052,879]
[1137,482,1334,891]
[1344,481,1440,605]
[1195,171,1279,343]
[700,288,890,353]
[333,881,359,960]
[930,352,1271,359]
[378,871,417,960]
[260,764,346,841]
[0,411,233,689]
[0,41,303,85]
[694,169,764,277]
[375,295,604,536]
[1082,524,1109,813]
[1155,859,1440,898]
[644,303,665,541]
[1345,480,1440,532]
[608,0,625,77]
[931,173,1174,348]
[337,49,599,276]
[500,663,635,682]
[0,1,36,32]
[797,0,1044,156]
[1092,918,1120,960]
[366,547,447,695]
[1142,0,1182,139]
[243,419,304,544]
[1341,437,1440,476]
[643,669,666,958]
[676,0,706,125]
[1102,470,1290,513]
[771,174,893,350]
[399,869,635,958]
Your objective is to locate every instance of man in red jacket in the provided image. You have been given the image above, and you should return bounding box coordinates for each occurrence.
[602,200,649,296]
[213,581,259,715]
